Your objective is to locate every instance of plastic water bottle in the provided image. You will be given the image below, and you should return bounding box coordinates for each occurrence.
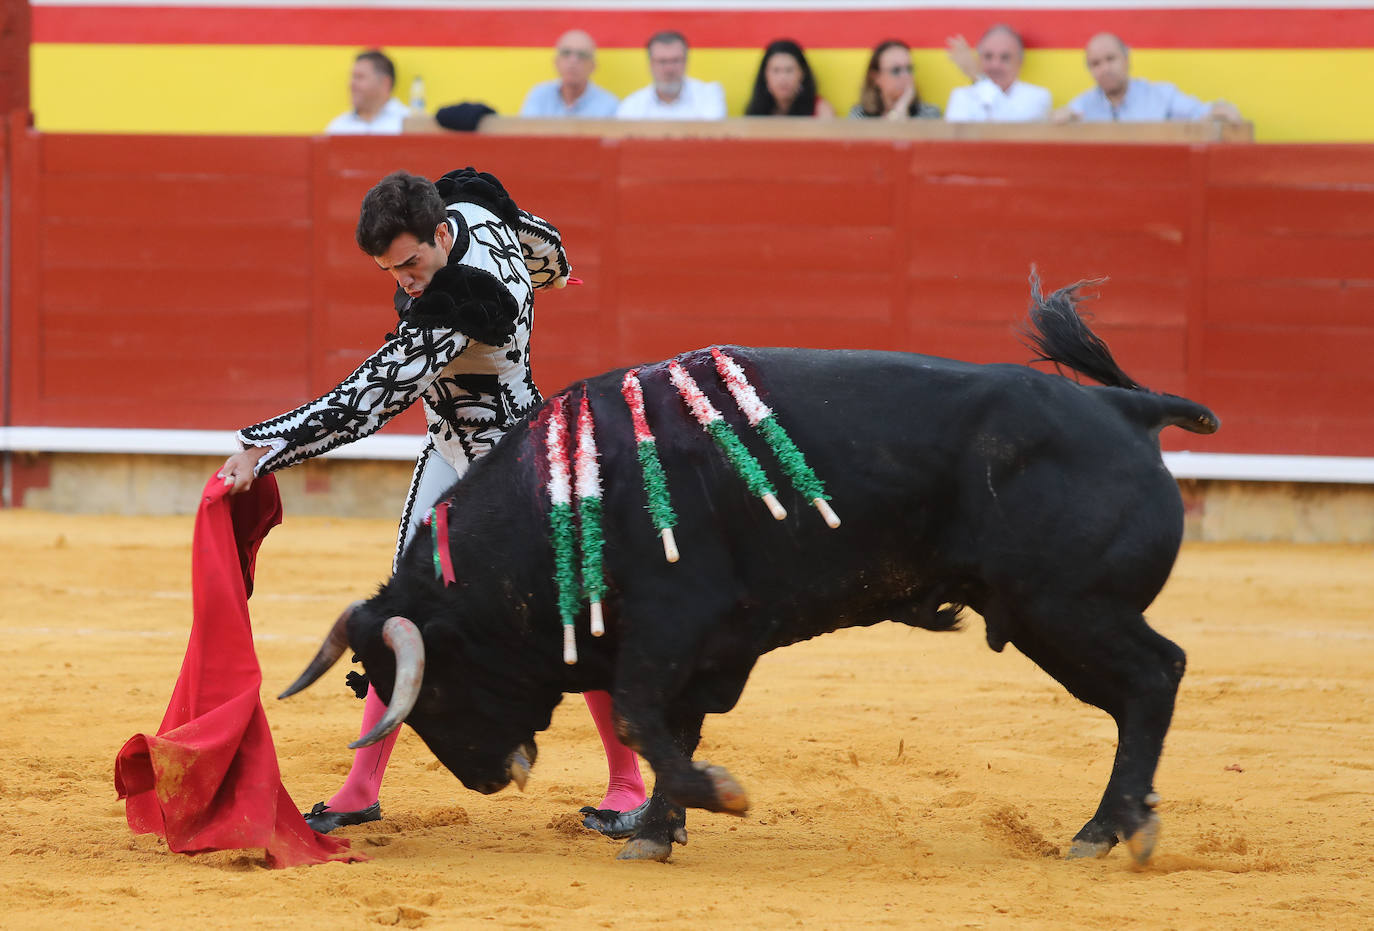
[409,75,426,114]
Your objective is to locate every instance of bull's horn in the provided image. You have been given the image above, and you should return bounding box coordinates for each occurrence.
[277,601,358,700]
[349,616,425,749]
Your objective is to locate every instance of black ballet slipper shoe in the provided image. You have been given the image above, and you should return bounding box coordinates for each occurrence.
[303,801,382,834]
[579,799,650,839]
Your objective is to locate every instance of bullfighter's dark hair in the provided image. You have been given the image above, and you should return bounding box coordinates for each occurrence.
[355,48,396,89]
[646,30,688,52]
[745,39,820,117]
[355,171,447,256]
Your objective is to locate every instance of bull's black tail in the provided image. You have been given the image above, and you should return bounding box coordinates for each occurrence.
[1020,270,1220,436]
[1020,271,1142,390]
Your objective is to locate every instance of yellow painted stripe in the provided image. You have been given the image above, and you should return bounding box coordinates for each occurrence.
[31,44,1374,142]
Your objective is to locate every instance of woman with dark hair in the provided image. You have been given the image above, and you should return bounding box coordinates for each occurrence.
[744,39,835,117]
[850,39,941,119]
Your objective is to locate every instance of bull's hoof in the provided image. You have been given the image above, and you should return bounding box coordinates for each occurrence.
[1123,812,1160,864]
[1065,838,1113,860]
[615,837,674,861]
[692,760,750,814]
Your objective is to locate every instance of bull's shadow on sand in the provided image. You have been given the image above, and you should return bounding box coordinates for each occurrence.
[281,274,1220,864]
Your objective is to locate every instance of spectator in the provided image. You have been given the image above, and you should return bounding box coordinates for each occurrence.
[944,25,1051,122]
[1053,33,1245,124]
[519,29,619,118]
[616,31,726,120]
[745,39,835,117]
[849,39,940,120]
[325,49,411,135]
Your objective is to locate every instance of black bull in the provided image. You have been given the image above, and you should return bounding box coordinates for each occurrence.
[283,279,1218,862]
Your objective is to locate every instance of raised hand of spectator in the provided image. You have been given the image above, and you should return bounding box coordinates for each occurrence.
[945,34,980,82]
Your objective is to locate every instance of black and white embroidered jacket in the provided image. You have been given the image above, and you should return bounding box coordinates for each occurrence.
[239,170,570,476]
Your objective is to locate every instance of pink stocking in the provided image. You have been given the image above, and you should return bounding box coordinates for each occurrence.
[326,684,399,811]
[583,690,646,812]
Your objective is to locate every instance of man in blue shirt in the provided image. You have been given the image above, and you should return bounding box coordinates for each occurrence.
[1055,33,1244,123]
[519,30,619,118]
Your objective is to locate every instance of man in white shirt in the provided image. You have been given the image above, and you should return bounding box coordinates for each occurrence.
[519,29,620,118]
[1053,33,1244,124]
[325,49,412,135]
[616,31,726,120]
[945,25,1051,122]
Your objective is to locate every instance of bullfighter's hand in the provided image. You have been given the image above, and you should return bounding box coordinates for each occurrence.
[218,447,270,494]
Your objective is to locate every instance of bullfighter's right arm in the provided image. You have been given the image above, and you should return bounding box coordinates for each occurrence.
[516,210,571,290]
[237,323,469,475]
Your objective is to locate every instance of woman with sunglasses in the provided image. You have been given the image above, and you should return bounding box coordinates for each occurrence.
[850,39,941,120]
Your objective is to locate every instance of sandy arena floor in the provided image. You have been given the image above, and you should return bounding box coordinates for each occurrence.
[2,509,1372,929]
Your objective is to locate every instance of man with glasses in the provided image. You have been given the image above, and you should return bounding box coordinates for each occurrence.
[616,30,726,120]
[944,24,1051,122]
[519,29,619,118]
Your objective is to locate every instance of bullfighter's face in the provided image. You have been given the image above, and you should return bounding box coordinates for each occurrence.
[373,222,454,300]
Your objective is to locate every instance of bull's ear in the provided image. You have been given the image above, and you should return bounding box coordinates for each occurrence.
[278,602,357,699]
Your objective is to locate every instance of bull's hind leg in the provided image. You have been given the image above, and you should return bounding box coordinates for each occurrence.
[1010,606,1185,863]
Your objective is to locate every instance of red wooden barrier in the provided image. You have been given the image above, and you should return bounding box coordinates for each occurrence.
[6,127,1374,457]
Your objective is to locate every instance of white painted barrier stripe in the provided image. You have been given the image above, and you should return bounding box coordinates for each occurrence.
[3,426,1373,483]
[0,426,426,460]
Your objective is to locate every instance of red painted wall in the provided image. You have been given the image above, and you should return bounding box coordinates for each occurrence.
[6,119,1374,456]
[0,0,28,117]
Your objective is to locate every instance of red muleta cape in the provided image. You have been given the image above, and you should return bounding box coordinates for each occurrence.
[114,473,365,867]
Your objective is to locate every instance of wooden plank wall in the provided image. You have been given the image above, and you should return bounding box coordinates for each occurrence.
[6,124,1373,457]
